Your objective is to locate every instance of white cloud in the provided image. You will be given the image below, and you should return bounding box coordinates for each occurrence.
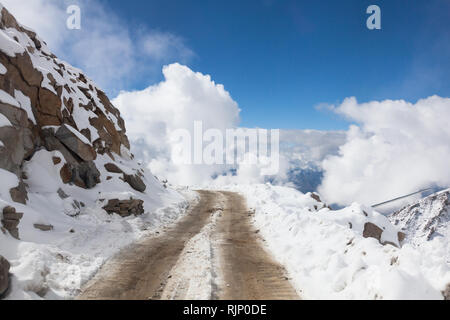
[113,63,241,185]
[113,63,347,187]
[319,96,450,208]
[0,0,194,94]
[142,31,194,62]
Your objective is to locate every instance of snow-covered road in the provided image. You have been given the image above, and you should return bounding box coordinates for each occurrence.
[77,191,299,300]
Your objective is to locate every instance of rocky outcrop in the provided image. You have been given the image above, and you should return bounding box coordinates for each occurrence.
[0,255,10,298]
[102,199,144,217]
[55,124,96,161]
[0,5,132,198]
[60,161,100,189]
[1,206,23,239]
[390,189,449,246]
[363,222,405,248]
[0,103,35,177]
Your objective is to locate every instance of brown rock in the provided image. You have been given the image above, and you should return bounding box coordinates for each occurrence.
[2,207,23,221]
[310,193,322,203]
[103,198,144,217]
[398,232,406,244]
[0,105,35,176]
[14,53,43,87]
[10,181,28,204]
[55,124,96,161]
[60,163,72,184]
[41,128,78,165]
[124,174,146,193]
[1,219,20,230]
[35,113,61,127]
[59,161,100,189]
[363,222,383,242]
[0,255,10,298]
[105,163,123,175]
[89,115,124,156]
[2,206,15,214]
[33,224,54,232]
[1,206,23,240]
[39,88,62,117]
[52,156,61,165]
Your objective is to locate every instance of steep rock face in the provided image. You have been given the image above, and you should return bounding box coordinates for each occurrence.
[0,6,135,200]
[389,189,449,245]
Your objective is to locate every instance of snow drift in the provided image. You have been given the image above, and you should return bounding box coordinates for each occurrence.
[213,184,450,299]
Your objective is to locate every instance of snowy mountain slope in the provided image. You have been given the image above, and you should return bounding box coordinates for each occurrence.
[0,5,190,299]
[210,184,450,299]
[389,189,449,257]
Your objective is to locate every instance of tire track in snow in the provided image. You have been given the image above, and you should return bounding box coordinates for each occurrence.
[77,191,299,300]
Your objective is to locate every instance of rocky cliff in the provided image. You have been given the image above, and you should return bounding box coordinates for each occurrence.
[0,5,186,299]
[0,5,134,199]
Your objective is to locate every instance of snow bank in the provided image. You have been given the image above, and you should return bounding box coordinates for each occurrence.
[0,149,192,300]
[212,184,449,300]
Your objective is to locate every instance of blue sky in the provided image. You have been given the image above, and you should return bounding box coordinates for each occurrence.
[92,0,449,130]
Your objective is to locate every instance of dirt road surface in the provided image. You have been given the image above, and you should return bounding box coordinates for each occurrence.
[78,191,299,300]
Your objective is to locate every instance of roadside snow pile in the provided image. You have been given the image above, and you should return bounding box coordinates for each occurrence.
[214,184,449,299]
[0,150,190,300]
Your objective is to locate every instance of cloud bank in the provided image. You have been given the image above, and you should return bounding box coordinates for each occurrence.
[113,63,241,185]
[319,96,450,208]
[0,0,193,94]
[113,63,348,187]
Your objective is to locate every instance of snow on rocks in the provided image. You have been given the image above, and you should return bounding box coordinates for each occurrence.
[0,6,190,300]
[389,189,450,299]
[390,189,449,249]
[55,124,96,161]
[0,148,189,299]
[211,184,449,299]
